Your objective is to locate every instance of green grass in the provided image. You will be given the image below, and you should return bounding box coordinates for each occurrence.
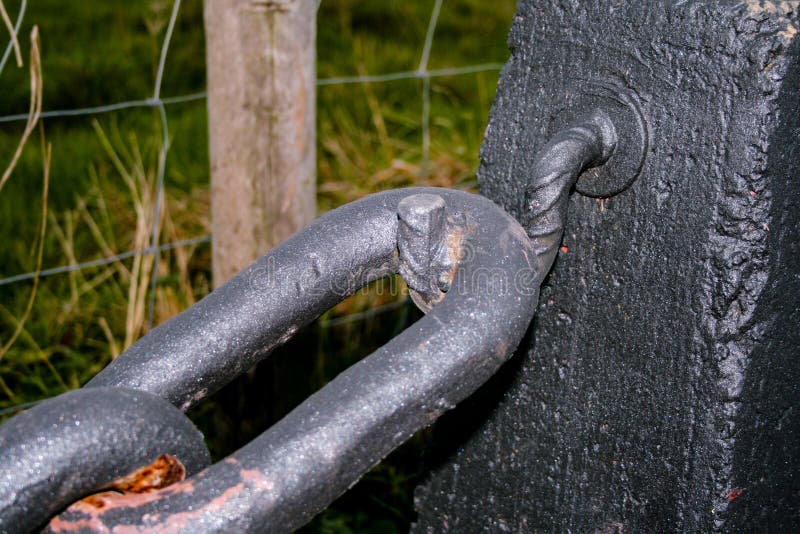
[0,0,516,530]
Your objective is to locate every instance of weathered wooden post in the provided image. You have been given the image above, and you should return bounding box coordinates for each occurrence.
[203,0,318,448]
[205,0,317,285]
[414,1,800,531]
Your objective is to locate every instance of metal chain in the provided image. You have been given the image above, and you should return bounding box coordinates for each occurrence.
[0,107,625,532]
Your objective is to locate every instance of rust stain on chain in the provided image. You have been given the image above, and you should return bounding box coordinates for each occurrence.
[443,225,465,286]
[48,455,187,532]
[73,454,187,512]
[444,217,476,284]
[107,454,185,495]
[47,458,277,533]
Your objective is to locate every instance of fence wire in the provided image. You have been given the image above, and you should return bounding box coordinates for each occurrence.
[0,0,25,77]
[0,0,503,413]
[0,0,501,301]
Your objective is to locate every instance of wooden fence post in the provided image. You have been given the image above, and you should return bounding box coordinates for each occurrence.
[205,0,317,285]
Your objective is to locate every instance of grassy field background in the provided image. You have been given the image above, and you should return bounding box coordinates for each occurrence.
[0,0,516,531]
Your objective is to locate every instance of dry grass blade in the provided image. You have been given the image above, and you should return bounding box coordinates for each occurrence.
[0,0,22,68]
[91,121,158,349]
[0,25,42,194]
[97,317,120,360]
[0,129,51,361]
[76,195,132,282]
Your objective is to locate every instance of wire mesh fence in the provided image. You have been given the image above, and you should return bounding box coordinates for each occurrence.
[0,0,502,298]
[0,0,513,418]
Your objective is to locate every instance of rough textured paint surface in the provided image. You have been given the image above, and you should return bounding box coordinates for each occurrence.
[413,1,799,531]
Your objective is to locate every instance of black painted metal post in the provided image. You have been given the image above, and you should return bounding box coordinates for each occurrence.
[414,1,800,531]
